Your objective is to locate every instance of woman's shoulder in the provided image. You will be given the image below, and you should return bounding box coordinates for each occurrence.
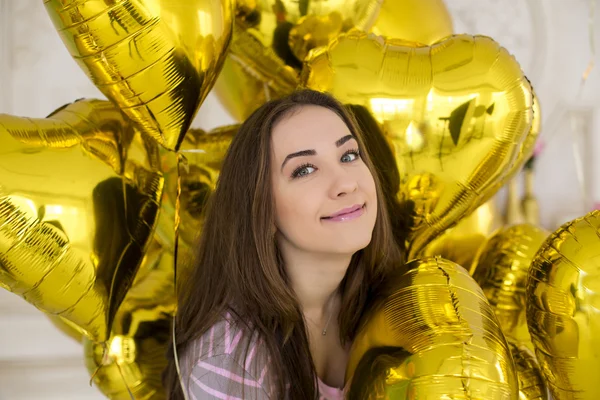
[181,313,276,399]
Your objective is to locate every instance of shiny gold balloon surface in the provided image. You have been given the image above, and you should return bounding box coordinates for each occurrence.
[423,200,502,269]
[508,341,548,400]
[85,239,174,399]
[82,125,230,398]
[527,210,600,400]
[491,93,541,200]
[370,0,453,45]
[214,0,380,121]
[346,257,517,399]
[0,100,163,342]
[212,46,298,121]
[235,0,378,66]
[472,224,548,351]
[157,125,237,248]
[47,314,86,343]
[44,0,234,151]
[302,32,535,259]
[215,0,453,121]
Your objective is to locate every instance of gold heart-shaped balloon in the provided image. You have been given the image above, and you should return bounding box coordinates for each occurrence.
[346,257,517,399]
[44,0,234,151]
[26,122,236,396]
[49,125,234,397]
[302,31,536,258]
[0,99,163,342]
[527,210,600,400]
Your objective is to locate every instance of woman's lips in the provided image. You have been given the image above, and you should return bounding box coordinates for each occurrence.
[322,204,366,222]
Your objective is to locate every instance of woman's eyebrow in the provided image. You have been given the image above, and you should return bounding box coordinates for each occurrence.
[335,134,355,147]
[281,149,316,171]
[280,134,356,171]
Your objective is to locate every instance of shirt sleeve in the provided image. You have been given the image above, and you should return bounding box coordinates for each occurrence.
[186,352,273,400]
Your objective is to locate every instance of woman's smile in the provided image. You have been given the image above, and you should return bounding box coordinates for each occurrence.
[321,203,366,222]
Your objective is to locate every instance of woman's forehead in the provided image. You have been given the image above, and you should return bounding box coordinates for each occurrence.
[270,106,351,153]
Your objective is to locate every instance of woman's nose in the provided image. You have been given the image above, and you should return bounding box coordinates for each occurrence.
[329,168,359,198]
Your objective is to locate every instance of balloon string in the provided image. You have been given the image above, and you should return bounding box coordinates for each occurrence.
[172,151,190,400]
[229,53,267,83]
[114,355,136,400]
[89,342,107,386]
[263,82,272,102]
[180,149,206,154]
[228,52,292,94]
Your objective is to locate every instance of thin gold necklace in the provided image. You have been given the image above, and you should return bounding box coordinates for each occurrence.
[321,296,336,336]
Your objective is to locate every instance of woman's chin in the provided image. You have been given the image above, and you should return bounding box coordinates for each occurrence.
[326,234,374,255]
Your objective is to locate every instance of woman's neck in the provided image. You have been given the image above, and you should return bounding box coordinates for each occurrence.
[279,242,351,316]
[277,240,353,389]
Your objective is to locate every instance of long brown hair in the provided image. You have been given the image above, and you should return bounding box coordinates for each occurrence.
[164,89,405,399]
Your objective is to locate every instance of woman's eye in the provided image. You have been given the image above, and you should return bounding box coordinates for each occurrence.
[291,164,316,178]
[341,149,360,163]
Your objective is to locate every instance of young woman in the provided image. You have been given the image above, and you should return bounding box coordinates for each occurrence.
[164,89,406,399]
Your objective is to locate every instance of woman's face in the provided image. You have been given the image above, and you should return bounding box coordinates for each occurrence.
[270,105,377,256]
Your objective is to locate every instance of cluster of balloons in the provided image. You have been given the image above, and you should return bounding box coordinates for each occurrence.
[0,0,598,399]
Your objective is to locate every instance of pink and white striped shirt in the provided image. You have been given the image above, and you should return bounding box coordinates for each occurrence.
[180,313,345,400]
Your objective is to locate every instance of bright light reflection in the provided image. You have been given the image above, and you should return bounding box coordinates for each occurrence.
[107,336,136,364]
[197,10,213,35]
[405,121,424,151]
[369,98,414,122]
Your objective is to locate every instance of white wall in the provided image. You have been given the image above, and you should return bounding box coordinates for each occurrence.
[1,0,599,398]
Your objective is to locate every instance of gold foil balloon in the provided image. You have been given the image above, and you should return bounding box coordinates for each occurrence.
[157,125,237,248]
[302,32,535,259]
[483,92,541,223]
[234,0,378,68]
[0,99,163,342]
[85,239,174,399]
[527,210,600,400]
[508,341,548,400]
[472,224,548,351]
[346,257,517,399]
[44,0,234,151]
[47,314,86,343]
[423,200,503,269]
[370,0,453,45]
[86,125,236,398]
[83,123,230,397]
[212,45,298,122]
[489,91,541,199]
[215,0,453,121]
[213,0,380,121]
[519,92,541,174]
